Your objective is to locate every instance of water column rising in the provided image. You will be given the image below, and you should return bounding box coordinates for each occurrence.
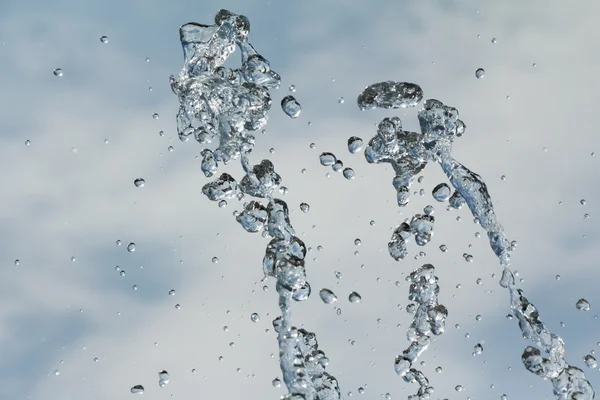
[170,10,340,400]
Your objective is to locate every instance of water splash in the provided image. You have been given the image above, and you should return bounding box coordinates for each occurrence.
[358,83,594,399]
[171,10,339,400]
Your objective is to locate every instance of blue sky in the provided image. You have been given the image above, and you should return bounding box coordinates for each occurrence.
[0,0,599,399]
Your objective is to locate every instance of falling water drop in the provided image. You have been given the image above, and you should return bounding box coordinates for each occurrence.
[134,178,145,187]
[251,313,260,322]
[281,96,302,118]
[349,292,362,303]
[319,288,338,304]
[300,203,310,213]
[319,152,337,166]
[348,137,364,154]
[343,168,355,180]
[576,298,591,311]
[475,68,485,79]
[100,36,108,43]
[158,370,170,387]
[53,68,63,77]
[585,355,598,369]
[130,385,144,394]
[432,183,451,202]
[127,243,136,252]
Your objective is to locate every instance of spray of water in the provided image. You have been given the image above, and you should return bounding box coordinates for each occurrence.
[170,10,340,400]
[358,82,595,399]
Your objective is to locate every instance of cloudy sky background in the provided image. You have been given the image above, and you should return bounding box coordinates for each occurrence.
[0,0,599,399]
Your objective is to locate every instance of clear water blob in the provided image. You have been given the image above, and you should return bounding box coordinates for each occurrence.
[236,201,268,232]
[130,385,144,394]
[319,288,338,304]
[357,81,423,110]
[300,202,310,213]
[153,113,159,120]
[127,242,136,252]
[250,312,260,322]
[168,289,175,296]
[289,85,296,92]
[473,343,483,356]
[491,37,497,44]
[200,149,218,177]
[100,36,108,43]
[576,298,591,311]
[53,68,63,77]
[343,168,355,180]
[158,370,170,387]
[25,140,31,146]
[338,97,345,104]
[585,355,598,369]
[319,152,337,166]
[212,257,219,264]
[347,136,364,154]
[134,178,145,188]
[272,377,282,387]
[348,292,362,303]
[432,183,451,202]
[281,95,301,118]
[475,68,485,79]
[332,160,344,172]
[202,173,238,201]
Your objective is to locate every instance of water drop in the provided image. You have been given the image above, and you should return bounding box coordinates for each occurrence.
[439,244,447,252]
[25,140,30,146]
[53,68,63,77]
[281,95,301,118]
[168,289,175,296]
[585,355,598,369]
[158,370,170,387]
[319,288,338,304]
[319,152,336,166]
[153,113,159,120]
[300,203,310,213]
[175,304,181,309]
[14,259,20,266]
[338,97,345,104]
[432,183,451,202]
[251,313,260,322]
[134,178,145,188]
[335,271,342,279]
[100,36,108,43]
[491,37,497,44]
[212,257,219,264]
[127,243,136,252]
[272,377,282,387]
[354,238,362,246]
[455,385,464,392]
[473,343,483,355]
[581,199,587,205]
[349,292,362,303]
[348,137,363,153]
[130,385,144,394]
[475,68,485,79]
[332,160,344,172]
[576,298,591,311]
[343,168,355,180]
[289,85,296,92]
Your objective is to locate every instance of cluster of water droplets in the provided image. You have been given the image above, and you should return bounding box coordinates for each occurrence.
[358,80,594,399]
[388,212,435,261]
[171,10,339,400]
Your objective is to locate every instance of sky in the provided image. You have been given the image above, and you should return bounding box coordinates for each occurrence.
[0,0,599,399]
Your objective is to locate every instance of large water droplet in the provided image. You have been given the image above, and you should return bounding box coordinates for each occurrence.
[343,168,355,180]
[348,137,363,154]
[134,178,145,187]
[130,385,144,394]
[319,152,337,166]
[319,288,338,304]
[576,298,591,311]
[432,183,451,202]
[349,292,362,303]
[281,95,301,118]
[127,243,136,252]
[585,355,598,369]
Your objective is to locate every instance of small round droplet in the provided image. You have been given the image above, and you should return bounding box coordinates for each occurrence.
[53,68,63,77]
[158,370,170,387]
[473,343,483,355]
[349,292,362,303]
[475,68,485,79]
[25,140,31,146]
[584,354,598,369]
[212,257,219,264]
[100,36,108,43]
[168,289,175,296]
[272,377,282,387]
[455,385,464,392]
[319,288,338,304]
[581,199,587,205]
[576,298,591,311]
[130,385,144,394]
[218,200,227,208]
[134,178,145,188]
[491,37,497,44]
[127,243,136,252]
[250,313,260,323]
[432,183,451,202]
[343,168,355,180]
[348,137,363,154]
[289,85,296,92]
[175,304,181,310]
[338,97,345,104]
[300,203,310,213]
[319,152,336,166]
[335,271,342,279]
[152,113,159,120]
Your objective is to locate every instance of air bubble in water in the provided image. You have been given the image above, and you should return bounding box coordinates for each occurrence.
[53,68,63,77]
[130,385,144,394]
[475,68,485,79]
[250,313,260,322]
[343,168,355,180]
[281,95,301,118]
[432,183,451,202]
[158,370,169,387]
[576,298,591,311]
[300,203,310,213]
[349,292,362,303]
[319,288,338,304]
[134,178,145,187]
[319,152,337,166]
[100,36,108,43]
[348,137,364,154]
[127,243,136,252]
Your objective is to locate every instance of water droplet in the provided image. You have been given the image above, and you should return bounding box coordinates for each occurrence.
[300,203,310,213]
[175,304,181,310]
[53,68,63,77]
[218,199,227,208]
[349,292,362,303]
[281,95,301,118]
[455,385,464,392]
[332,160,344,172]
[272,377,282,387]
[475,68,485,79]
[168,289,175,296]
[212,257,219,264]
[158,370,170,387]
[581,199,587,205]
[585,354,598,369]
[100,36,108,43]
[473,343,483,355]
[14,259,20,266]
[127,243,136,252]
[131,385,144,394]
[576,298,591,311]
[335,271,342,279]
[338,97,345,104]
[319,152,337,166]
[152,113,160,120]
[343,168,355,180]
[432,183,451,202]
[289,85,296,92]
[435,366,442,373]
[348,137,363,154]
[250,313,260,322]
[439,244,447,252]
[134,178,145,187]
[491,37,497,44]
[501,175,506,181]
[25,140,30,146]
[319,288,338,304]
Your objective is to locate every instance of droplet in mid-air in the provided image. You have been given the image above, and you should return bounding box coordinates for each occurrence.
[127,242,136,252]
[343,168,355,180]
[100,36,108,43]
[347,136,363,154]
[153,113,159,120]
[134,178,145,188]
[432,183,451,202]
[272,377,282,387]
[475,68,485,79]
[158,370,169,387]
[250,313,260,322]
[281,95,302,118]
[300,203,310,213]
[473,343,483,355]
[319,152,337,166]
[576,298,591,311]
[212,257,219,264]
[585,355,598,369]
[349,292,362,303]
[53,68,63,77]
[319,288,338,304]
[130,385,144,394]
